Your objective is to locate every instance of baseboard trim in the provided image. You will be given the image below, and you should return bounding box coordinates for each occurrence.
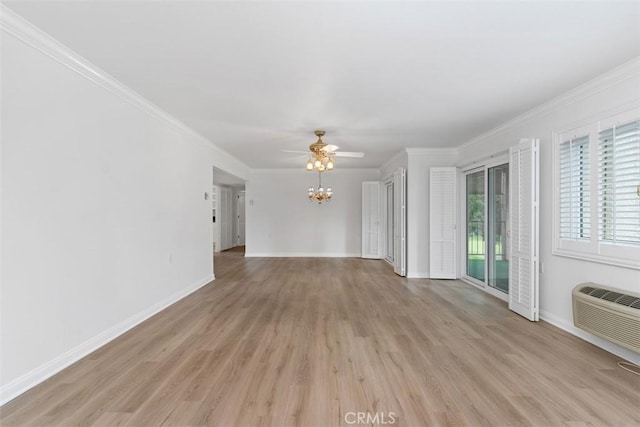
[539,310,640,365]
[244,252,361,258]
[0,274,214,406]
[407,271,430,278]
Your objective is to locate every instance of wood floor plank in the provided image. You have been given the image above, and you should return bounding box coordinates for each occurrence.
[1,249,638,426]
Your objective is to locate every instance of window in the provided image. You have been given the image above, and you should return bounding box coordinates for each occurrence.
[559,135,590,241]
[598,120,640,245]
[554,111,640,269]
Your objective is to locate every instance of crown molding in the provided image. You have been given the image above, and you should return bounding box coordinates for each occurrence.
[404,147,457,155]
[0,5,245,166]
[250,168,381,175]
[458,56,640,150]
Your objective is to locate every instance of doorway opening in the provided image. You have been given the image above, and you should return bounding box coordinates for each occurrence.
[213,167,246,260]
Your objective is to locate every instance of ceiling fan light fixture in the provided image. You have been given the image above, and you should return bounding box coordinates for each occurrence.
[306,130,340,172]
[326,158,334,170]
[296,129,362,171]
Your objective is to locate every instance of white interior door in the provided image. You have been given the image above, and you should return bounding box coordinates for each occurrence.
[509,139,540,321]
[393,168,407,276]
[430,167,457,279]
[362,181,381,259]
[237,191,246,246]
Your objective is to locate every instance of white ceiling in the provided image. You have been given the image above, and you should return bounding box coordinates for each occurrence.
[5,1,640,170]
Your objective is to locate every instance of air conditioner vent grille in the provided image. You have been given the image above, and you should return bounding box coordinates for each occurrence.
[589,288,609,298]
[617,294,640,307]
[601,291,623,302]
[579,286,597,295]
[574,303,640,350]
[573,283,640,353]
[578,286,640,310]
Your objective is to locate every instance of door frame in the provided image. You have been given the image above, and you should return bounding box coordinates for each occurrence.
[393,168,406,276]
[382,176,394,265]
[236,190,246,246]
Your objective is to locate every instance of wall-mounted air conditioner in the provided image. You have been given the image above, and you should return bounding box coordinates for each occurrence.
[572,283,640,353]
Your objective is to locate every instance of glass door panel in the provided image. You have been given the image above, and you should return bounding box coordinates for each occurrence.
[466,171,485,281]
[488,164,509,293]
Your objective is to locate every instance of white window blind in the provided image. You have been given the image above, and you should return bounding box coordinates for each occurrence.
[559,135,590,241]
[598,120,640,245]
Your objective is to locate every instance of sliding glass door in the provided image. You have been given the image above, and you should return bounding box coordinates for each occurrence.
[465,163,509,295]
[466,171,485,281]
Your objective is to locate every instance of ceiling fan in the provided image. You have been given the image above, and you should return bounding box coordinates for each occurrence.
[282,130,364,172]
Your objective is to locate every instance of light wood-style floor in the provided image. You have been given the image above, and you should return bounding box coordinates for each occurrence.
[2,250,639,426]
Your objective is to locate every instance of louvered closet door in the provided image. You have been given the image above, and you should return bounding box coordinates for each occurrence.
[429,168,457,279]
[509,139,540,321]
[362,181,381,259]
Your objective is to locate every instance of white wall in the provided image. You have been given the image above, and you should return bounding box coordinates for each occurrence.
[380,149,408,180]
[0,9,247,403]
[405,149,458,278]
[455,58,640,363]
[246,169,380,257]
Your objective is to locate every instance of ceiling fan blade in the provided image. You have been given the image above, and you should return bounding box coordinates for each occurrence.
[321,144,340,152]
[281,149,309,154]
[333,151,365,158]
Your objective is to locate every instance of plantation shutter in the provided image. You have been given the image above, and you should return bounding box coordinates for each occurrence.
[429,167,457,279]
[393,168,407,276]
[598,120,640,245]
[509,139,540,321]
[362,181,381,259]
[559,135,590,241]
